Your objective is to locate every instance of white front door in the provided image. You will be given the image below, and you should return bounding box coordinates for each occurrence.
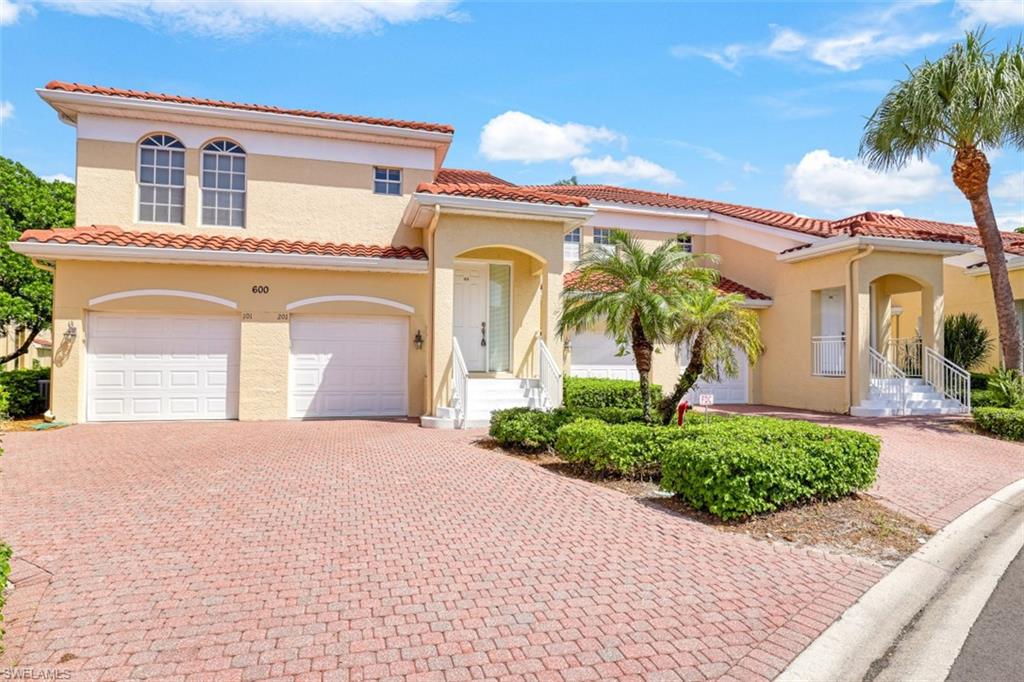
[288,315,408,418]
[86,312,240,421]
[454,263,488,371]
[820,287,846,375]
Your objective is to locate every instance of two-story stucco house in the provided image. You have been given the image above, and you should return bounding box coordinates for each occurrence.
[12,82,1024,425]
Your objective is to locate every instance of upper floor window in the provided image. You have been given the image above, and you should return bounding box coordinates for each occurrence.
[202,140,246,228]
[677,233,693,253]
[374,167,402,195]
[138,134,185,224]
[564,227,581,261]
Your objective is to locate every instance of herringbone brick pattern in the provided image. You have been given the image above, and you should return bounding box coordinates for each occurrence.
[1,420,885,680]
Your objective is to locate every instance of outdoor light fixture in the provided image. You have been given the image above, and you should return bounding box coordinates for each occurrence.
[414,329,424,350]
[64,321,78,340]
[891,305,904,317]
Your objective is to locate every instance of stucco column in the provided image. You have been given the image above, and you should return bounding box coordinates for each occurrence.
[921,282,943,354]
[237,315,289,420]
[852,281,873,409]
[50,309,85,423]
[430,261,454,416]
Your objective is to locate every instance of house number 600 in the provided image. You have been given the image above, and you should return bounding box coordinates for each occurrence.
[252,285,270,294]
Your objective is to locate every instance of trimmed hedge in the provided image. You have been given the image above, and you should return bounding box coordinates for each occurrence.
[0,542,8,655]
[972,389,997,408]
[563,377,662,409]
[0,385,8,419]
[554,419,693,478]
[974,408,1024,441]
[488,406,647,451]
[0,368,49,418]
[660,417,880,520]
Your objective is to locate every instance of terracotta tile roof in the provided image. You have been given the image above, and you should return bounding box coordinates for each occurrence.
[415,182,590,207]
[831,212,1024,254]
[434,168,513,185]
[531,184,836,237]
[563,269,771,302]
[43,81,454,135]
[17,225,428,260]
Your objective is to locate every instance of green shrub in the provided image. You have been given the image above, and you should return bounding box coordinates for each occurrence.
[974,408,1024,441]
[660,417,880,520]
[985,369,1024,409]
[563,377,662,409]
[972,389,997,408]
[0,385,9,419]
[0,368,50,418]
[944,313,993,371]
[0,541,9,656]
[570,406,647,423]
[970,373,990,390]
[554,419,694,478]
[488,407,578,451]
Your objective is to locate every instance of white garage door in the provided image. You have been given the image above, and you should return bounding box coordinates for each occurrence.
[569,331,639,380]
[87,312,240,421]
[679,344,749,405]
[289,316,408,418]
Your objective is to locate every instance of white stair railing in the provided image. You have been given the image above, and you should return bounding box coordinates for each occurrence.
[923,347,971,413]
[869,346,906,415]
[812,335,845,376]
[886,337,922,377]
[536,337,563,409]
[451,336,469,429]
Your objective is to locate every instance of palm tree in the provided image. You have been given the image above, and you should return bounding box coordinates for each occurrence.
[558,230,717,421]
[657,290,764,424]
[861,31,1024,370]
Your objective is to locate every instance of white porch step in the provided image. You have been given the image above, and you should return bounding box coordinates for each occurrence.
[422,378,546,429]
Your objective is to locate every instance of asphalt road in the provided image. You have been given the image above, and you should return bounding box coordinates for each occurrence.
[947,544,1024,682]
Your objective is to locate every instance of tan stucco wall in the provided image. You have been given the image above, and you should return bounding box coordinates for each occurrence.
[943,264,1024,371]
[49,260,429,423]
[75,138,431,246]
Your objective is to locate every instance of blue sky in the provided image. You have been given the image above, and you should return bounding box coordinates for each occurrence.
[1,0,1021,227]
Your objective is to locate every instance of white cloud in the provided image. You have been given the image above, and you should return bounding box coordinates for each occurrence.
[0,100,13,122]
[956,1,1024,29]
[787,149,944,213]
[479,111,621,163]
[876,208,906,217]
[36,0,462,37]
[570,155,679,185]
[671,2,949,72]
[997,213,1024,231]
[991,171,1024,203]
[42,173,74,183]
[741,162,761,175]
[1,0,30,25]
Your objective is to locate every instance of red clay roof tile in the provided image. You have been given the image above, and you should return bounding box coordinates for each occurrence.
[415,182,590,207]
[18,225,428,260]
[44,81,454,135]
[434,168,513,185]
[563,269,771,302]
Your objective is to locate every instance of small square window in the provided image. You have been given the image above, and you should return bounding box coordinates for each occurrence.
[677,233,693,253]
[593,228,612,245]
[374,167,402,195]
[564,228,581,243]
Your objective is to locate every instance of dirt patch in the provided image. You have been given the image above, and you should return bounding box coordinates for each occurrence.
[1,416,46,433]
[480,438,933,567]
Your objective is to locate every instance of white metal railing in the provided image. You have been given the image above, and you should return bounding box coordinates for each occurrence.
[923,347,971,413]
[451,336,469,429]
[869,346,906,415]
[812,335,846,376]
[887,337,922,377]
[536,337,563,409]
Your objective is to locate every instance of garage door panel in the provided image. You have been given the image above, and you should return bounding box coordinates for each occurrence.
[87,313,240,422]
[570,332,640,380]
[679,345,749,405]
[289,315,408,418]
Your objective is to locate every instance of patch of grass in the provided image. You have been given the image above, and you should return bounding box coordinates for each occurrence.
[0,541,10,656]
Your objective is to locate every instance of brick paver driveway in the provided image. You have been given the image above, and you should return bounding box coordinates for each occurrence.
[1,420,883,681]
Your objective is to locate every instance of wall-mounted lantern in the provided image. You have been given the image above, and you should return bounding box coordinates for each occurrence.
[414,329,424,350]
[64,321,78,341]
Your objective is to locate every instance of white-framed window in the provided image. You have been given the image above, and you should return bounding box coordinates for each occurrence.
[374,167,402,195]
[593,228,612,244]
[138,134,185,224]
[564,227,581,261]
[201,140,246,228]
[677,233,693,253]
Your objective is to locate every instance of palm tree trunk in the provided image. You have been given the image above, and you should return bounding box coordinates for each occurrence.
[659,332,705,424]
[953,146,1021,370]
[630,313,654,422]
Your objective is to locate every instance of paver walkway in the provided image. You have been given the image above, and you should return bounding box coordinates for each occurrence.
[718,406,1024,529]
[0,420,883,681]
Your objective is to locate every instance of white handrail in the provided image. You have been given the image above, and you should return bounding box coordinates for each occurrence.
[869,346,906,415]
[923,347,971,413]
[451,336,469,429]
[536,337,563,409]
[812,335,845,377]
[886,337,922,377]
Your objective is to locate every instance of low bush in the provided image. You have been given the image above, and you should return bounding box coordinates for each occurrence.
[554,419,693,478]
[984,369,1024,409]
[563,377,662,409]
[0,541,9,655]
[0,368,49,418]
[0,385,9,419]
[974,408,1024,441]
[489,405,649,451]
[970,373,990,391]
[660,417,880,520]
[972,389,997,408]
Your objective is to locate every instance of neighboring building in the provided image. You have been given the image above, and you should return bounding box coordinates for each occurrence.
[1,327,52,371]
[10,81,1022,425]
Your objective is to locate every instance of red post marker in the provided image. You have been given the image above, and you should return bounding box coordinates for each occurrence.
[677,401,690,426]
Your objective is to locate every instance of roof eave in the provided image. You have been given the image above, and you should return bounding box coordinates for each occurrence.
[777,235,976,263]
[966,254,1024,276]
[9,241,429,274]
[411,192,597,223]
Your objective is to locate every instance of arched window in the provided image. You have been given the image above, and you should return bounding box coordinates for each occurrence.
[138,134,185,224]
[201,140,246,227]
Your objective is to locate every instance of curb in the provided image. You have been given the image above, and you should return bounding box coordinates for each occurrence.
[778,478,1024,682]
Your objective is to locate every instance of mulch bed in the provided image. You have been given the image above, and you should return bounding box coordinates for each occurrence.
[479,438,933,567]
